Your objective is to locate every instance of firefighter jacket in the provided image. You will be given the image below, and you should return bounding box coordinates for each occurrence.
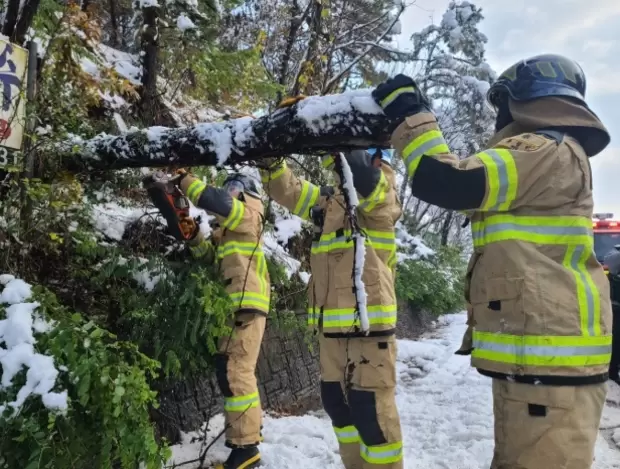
[259,153,402,337]
[180,176,270,316]
[390,96,613,385]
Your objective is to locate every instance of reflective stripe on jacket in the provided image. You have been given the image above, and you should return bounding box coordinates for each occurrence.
[391,112,612,383]
[260,158,402,336]
[181,177,270,315]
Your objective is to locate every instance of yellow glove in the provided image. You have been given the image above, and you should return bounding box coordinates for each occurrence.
[277,95,306,109]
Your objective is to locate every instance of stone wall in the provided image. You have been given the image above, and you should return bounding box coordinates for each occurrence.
[154,304,435,444]
[153,315,321,444]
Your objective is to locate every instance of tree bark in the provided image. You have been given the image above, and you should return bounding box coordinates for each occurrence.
[292,0,322,96]
[139,6,161,125]
[440,210,454,246]
[108,0,120,48]
[2,0,20,39]
[55,93,396,173]
[13,0,42,45]
[276,0,304,103]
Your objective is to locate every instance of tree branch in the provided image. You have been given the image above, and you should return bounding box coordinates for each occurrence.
[53,91,396,173]
[323,6,405,93]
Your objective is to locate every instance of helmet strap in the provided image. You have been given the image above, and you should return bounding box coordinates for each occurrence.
[495,96,514,132]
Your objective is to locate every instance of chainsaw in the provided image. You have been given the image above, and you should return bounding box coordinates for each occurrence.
[142,170,199,241]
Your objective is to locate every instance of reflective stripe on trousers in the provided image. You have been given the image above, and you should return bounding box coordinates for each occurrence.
[334,425,360,444]
[360,441,403,465]
[224,391,260,412]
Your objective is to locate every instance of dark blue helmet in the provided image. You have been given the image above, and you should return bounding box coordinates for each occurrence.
[487,54,587,110]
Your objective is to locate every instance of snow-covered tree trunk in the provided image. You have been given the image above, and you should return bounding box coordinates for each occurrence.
[56,90,396,172]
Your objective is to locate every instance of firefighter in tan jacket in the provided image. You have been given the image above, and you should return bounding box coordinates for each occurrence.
[259,148,403,469]
[144,171,268,469]
[372,54,612,469]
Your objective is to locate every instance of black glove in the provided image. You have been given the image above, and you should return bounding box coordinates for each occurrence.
[372,74,432,123]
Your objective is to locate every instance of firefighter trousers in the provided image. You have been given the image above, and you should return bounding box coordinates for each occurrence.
[319,334,403,469]
[215,311,266,447]
[490,379,607,469]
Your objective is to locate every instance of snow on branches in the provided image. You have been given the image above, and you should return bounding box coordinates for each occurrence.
[56,89,396,172]
[0,275,67,417]
[334,153,369,334]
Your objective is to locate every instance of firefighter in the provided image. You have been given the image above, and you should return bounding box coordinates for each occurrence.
[372,55,612,469]
[604,249,620,384]
[259,145,403,469]
[144,170,269,469]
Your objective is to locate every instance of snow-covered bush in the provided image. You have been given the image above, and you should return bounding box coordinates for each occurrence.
[0,276,170,469]
[395,246,465,316]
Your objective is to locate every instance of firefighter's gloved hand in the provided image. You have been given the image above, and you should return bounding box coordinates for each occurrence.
[277,95,306,109]
[372,74,432,123]
[177,171,200,196]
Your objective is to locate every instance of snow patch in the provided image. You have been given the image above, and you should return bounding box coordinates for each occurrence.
[0,279,32,305]
[395,221,435,261]
[136,0,159,7]
[98,44,141,85]
[177,14,197,31]
[90,201,147,241]
[274,216,303,245]
[298,271,310,284]
[0,277,67,416]
[193,122,233,167]
[263,233,300,279]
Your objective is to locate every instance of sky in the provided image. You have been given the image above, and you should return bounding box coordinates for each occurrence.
[397,0,620,216]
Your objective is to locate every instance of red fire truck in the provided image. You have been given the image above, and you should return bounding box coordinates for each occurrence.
[593,213,620,274]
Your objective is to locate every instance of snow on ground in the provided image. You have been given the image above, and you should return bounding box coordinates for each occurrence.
[169,313,620,468]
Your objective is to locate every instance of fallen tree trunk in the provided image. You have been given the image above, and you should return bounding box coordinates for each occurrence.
[57,90,396,172]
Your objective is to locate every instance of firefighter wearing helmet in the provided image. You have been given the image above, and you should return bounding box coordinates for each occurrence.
[372,54,612,468]
[144,170,268,469]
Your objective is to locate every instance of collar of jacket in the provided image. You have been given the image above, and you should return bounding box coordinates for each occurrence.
[486,96,610,157]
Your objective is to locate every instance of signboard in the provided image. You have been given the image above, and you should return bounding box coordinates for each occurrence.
[0,38,28,171]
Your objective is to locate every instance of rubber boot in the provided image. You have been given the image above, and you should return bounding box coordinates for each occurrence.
[214,445,261,469]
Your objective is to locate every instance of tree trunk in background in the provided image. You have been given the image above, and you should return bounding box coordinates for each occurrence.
[108,0,120,48]
[293,0,322,96]
[276,0,302,104]
[139,6,161,125]
[440,210,454,246]
[13,0,43,45]
[2,0,20,39]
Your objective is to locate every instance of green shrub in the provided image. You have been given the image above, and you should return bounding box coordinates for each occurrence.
[0,286,170,469]
[395,246,465,315]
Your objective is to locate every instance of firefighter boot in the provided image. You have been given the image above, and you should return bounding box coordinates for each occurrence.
[214,445,261,469]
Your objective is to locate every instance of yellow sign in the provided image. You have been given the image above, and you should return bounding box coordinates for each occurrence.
[0,38,27,157]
